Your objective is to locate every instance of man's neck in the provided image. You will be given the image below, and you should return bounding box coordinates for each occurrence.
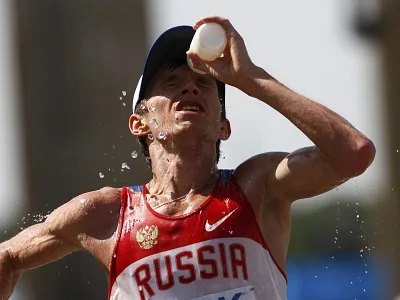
[148,142,219,199]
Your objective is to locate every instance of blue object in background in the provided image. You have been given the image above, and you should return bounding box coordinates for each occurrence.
[286,255,387,300]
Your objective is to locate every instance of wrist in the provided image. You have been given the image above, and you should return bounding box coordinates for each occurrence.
[235,65,276,99]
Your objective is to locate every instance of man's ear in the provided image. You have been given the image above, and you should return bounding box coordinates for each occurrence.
[219,119,231,141]
[129,114,151,136]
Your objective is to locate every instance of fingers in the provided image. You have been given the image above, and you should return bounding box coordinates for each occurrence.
[186,52,208,73]
[194,16,243,43]
[194,16,231,30]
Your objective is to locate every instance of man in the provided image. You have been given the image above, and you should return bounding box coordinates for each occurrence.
[0,16,375,300]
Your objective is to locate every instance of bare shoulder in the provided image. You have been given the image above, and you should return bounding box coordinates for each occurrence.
[230,152,289,222]
[46,186,123,249]
[232,152,288,199]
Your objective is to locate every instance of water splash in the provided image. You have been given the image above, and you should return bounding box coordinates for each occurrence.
[131,151,138,159]
[99,172,105,178]
[121,162,130,170]
[149,119,158,127]
[157,131,167,140]
[122,91,127,96]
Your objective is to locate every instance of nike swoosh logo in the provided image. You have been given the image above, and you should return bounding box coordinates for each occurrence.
[205,208,238,232]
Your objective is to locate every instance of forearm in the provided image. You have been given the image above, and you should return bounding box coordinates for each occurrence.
[0,243,20,300]
[239,67,375,176]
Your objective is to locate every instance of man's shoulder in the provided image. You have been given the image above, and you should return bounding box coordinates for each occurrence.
[96,186,124,203]
[234,151,289,180]
[46,187,123,245]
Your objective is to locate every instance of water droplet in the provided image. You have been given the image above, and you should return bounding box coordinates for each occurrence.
[396,149,399,153]
[350,281,353,285]
[99,173,105,178]
[112,145,116,149]
[363,288,366,292]
[122,91,127,96]
[157,131,167,140]
[149,105,156,112]
[113,253,117,258]
[314,275,318,278]
[131,151,138,159]
[365,271,368,274]
[119,97,123,100]
[138,285,143,291]
[122,102,126,106]
[121,162,130,170]
[229,231,233,234]
[148,134,154,140]
[356,214,360,218]
[149,119,158,127]
[140,104,146,110]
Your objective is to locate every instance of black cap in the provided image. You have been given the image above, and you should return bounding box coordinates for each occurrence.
[132,25,226,114]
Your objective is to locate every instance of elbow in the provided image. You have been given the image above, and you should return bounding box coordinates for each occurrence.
[342,137,376,177]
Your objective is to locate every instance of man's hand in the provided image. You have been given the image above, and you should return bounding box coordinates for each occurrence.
[0,245,19,300]
[187,16,259,90]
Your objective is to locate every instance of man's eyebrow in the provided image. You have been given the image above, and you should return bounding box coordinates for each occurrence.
[196,75,216,85]
[159,74,179,84]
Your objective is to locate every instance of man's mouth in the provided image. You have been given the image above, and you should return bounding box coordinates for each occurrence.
[178,105,201,112]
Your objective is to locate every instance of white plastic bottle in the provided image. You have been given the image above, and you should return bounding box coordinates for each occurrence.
[187,22,227,74]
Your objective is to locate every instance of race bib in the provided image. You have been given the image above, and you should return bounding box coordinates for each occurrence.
[191,286,256,300]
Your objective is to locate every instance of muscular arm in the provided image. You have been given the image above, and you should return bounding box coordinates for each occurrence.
[239,68,376,202]
[0,187,121,299]
[188,16,375,203]
[0,219,78,299]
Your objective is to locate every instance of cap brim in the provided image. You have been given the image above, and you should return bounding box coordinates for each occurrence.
[133,25,225,113]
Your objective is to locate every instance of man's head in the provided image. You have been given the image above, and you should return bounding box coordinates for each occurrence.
[129,26,230,166]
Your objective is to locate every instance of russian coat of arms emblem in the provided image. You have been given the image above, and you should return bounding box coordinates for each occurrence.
[135,225,159,249]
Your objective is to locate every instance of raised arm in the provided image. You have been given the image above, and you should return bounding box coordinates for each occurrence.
[0,186,121,299]
[187,16,375,203]
[246,77,375,202]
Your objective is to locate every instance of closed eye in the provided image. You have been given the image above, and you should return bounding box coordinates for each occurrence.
[196,77,216,90]
[160,75,180,88]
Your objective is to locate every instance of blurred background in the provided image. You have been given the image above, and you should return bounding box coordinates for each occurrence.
[0,0,399,299]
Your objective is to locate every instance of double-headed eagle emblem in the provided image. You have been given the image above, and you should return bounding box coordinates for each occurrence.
[136,225,159,249]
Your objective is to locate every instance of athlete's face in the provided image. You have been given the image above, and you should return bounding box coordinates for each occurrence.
[132,65,231,144]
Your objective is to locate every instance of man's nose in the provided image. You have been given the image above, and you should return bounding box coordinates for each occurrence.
[181,81,199,96]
